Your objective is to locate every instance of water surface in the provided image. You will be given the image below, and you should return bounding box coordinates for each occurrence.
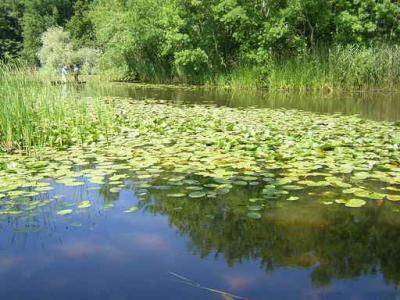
[79,82,400,121]
[1,84,400,300]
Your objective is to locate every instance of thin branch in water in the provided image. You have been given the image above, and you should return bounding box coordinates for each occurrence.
[168,271,247,300]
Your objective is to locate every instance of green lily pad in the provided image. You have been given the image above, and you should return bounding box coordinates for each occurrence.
[345,199,366,208]
[103,203,114,209]
[335,199,347,204]
[387,195,400,202]
[124,206,139,213]
[248,205,263,211]
[167,193,186,198]
[57,209,73,216]
[233,181,248,186]
[78,201,91,209]
[247,212,262,219]
[189,191,206,198]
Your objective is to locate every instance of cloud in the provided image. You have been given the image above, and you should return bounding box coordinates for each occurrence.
[132,233,170,252]
[223,274,257,291]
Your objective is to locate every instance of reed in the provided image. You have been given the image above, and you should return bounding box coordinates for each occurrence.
[0,62,116,152]
[210,44,400,91]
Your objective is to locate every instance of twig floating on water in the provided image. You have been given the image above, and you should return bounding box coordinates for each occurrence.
[168,271,247,300]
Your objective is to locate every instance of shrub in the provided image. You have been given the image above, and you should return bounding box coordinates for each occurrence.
[174,48,209,83]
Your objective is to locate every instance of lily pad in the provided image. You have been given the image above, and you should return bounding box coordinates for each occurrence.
[167,193,186,198]
[78,201,91,209]
[124,206,139,213]
[189,191,206,198]
[387,195,400,202]
[247,212,262,219]
[57,209,73,216]
[345,199,366,208]
[248,205,263,211]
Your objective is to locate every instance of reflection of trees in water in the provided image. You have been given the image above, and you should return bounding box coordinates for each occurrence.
[97,183,119,202]
[147,187,400,287]
[76,83,400,122]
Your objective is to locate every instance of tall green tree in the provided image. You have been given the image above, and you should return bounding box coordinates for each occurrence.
[66,0,95,47]
[90,0,167,81]
[0,0,23,59]
[88,0,400,82]
[22,0,76,64]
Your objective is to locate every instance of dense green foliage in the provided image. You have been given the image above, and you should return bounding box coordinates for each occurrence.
[1,0,400,88]
[88,0,400,85]
[0,0,23,59]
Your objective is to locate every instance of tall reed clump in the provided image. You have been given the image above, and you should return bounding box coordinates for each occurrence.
[0,63,117,153]
[328,44,400,90]
[267,56,329,92]
[209,65,261,90]
[209,44,400,91]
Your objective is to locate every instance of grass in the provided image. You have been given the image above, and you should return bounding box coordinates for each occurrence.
[209,44,400,91]
[0,63,117,153]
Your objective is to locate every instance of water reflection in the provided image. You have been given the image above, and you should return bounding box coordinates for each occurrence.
[78,82,400,122]
[147,188,400,289]
[0,181,400,299]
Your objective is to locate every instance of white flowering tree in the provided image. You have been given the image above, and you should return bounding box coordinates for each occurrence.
[38,26,100,76]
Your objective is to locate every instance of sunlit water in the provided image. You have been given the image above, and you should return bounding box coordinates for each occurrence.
[1,83,400,300]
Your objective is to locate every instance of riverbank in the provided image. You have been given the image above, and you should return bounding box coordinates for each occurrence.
[99,45,400,92]
[207,45,400,91]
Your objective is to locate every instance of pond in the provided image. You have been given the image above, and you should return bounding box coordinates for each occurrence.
[0,84,400,300]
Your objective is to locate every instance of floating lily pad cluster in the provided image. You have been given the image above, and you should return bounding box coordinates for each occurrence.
[0,98,399,220]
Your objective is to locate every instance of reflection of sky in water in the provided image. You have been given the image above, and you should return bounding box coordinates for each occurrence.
[0,180,399,300]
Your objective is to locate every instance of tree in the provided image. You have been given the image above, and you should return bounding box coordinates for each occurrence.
[86,0,400,82]
[38,26,100,75]
[66,0,95,47]
[89,0,167,81]
[22,0,76,64]
[37,26,74,72]
[0,0,23,59]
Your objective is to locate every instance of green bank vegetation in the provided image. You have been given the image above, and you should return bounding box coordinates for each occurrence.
[1,0,400,90]
[213,44,400,91]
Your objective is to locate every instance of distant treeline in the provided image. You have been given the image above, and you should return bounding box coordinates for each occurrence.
[1,0,400,88]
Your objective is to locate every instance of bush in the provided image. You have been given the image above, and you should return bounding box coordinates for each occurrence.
[174,48,209,83]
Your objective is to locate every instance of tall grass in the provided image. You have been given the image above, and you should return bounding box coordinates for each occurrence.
[0,63,116,152]
[209,66,261,89]
[210,45,400,91]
